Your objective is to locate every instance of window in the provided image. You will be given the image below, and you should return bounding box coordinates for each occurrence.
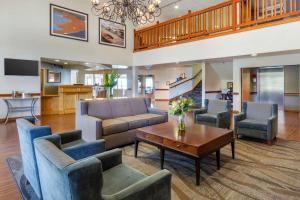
[116,74,127,89]
[94,74,103,85]
[71,70,78,84]
[84,74,94,85]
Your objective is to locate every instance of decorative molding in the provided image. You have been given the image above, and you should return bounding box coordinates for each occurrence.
[233,92,239,95]
[205,90,221,94]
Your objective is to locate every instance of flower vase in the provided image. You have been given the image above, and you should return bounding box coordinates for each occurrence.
[106,87,113,98]
[178,114,186,132]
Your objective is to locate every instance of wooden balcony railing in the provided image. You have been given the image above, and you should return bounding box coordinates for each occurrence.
[134,0,300,52]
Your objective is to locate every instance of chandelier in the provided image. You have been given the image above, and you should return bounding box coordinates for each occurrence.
[91,0,162,26]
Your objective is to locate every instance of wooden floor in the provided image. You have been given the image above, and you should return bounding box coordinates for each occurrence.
[0,111,299,199]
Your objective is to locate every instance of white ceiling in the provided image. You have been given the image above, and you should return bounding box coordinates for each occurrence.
[159,0,228,21]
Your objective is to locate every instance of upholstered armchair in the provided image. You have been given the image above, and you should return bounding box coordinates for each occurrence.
[34,136,172,200]
[234,102,278,144]
[16,118,105,199]
[194,99,231,129]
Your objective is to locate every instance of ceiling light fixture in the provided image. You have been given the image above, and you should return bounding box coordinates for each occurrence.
[251,53,258,57]
[91,0,162,26]
[54,59,60,62]
[174,5,179,9]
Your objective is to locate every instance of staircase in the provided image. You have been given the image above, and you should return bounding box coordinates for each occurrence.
[185,82,202,107]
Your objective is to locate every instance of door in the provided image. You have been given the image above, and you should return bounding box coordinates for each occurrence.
[241,68,251,103]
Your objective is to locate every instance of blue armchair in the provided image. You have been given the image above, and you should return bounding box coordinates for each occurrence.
[16,118,105,199]
[234,102,278,144]
[194,99,231,129]
[34,136,172,200]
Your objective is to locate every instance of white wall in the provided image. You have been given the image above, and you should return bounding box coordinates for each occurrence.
[133,21,300,66]
[233,53,300,111]
[0,0,134,118]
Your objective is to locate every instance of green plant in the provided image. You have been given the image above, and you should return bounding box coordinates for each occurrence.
[169,96,194,116]
[102,70,120,98]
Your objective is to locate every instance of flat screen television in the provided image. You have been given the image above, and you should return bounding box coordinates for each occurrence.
[4,58,39,76]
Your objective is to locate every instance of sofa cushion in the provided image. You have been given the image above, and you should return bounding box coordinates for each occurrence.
[102,164,146,195]
[129,98,148,115]
[109,99,133,118]
[238,119,268,131]
[246,102,272,120]
[61,139,85,149]
[135,113,166,126]
[207,100,227,114]
[102,119,129,136]
[88,100,112,120]
[196,113,217,124]
[117,116,149,129]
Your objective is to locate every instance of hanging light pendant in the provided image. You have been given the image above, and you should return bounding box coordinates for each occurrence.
[91,0,162,26]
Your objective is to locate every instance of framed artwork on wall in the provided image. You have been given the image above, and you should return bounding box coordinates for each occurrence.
[99,18,126,48]
[50,4,88,42]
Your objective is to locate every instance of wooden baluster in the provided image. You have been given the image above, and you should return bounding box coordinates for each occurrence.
[232,0,237,30]
[188,10,192,38]
[156,21,159,47]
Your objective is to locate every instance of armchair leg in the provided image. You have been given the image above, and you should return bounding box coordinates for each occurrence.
[266,140,273,145]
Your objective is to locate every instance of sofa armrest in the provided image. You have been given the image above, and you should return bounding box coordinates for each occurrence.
[216,111,231,129]
[193,108,207,122]
[234,113,246,132]
[63,140,106,160]
[148,107,168,122]
[267,116,278,140]
[104,170,172,200]
[65,157,103,199]
[76,115,103,142]
[56,130,82,144]
[94,149,122,171]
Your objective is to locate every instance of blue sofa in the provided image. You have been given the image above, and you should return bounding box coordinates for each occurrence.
[194,99,231,129]
[234,102,278,144]
[16,118,105,199]
[34,136,172,200]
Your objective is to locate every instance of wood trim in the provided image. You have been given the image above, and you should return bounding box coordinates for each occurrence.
[284,92,299,96]
[155,88,169,91]
[0,115,41,122]
[155,99,170,101]
[233,92,239,95]
[169,70,202,89]
[0,93,41,97]
[205,90,221,94]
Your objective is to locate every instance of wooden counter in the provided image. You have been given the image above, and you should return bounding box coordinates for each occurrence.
[41,85,92,115]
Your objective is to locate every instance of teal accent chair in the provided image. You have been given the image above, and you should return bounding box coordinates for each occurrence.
[194,99,231,129]
[234,102,278,144]
[16,118,105,199]
[34,136,172,200]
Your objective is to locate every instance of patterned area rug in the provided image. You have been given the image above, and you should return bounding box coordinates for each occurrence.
[122,139,300,200]
[7,139,300,200]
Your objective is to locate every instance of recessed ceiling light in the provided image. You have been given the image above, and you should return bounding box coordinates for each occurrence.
[251,53,258,57]
[85,62,90,65]
[64,62,68,65]
[54,59,60,62]
[174,5,179,9]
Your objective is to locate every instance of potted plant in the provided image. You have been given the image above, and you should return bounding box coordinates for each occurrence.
[169,96,194,132]
[102,70,120,98]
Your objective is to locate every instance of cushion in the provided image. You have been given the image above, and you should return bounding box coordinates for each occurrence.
[102,119,129,136]
[102,164,146,195]
[134,113,166,126]
[246,102,272,120]
[196,113,217,124]
[61,139,85,149]
[238,119,268,131]
[207,100,227,114]
[117,116,149,129]
[109,99,133,118]
[129,98,148,115]
[88,100,112,119]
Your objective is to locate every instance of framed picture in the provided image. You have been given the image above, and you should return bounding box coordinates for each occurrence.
[50,4,88,42]
[47,70,61,83]
[99,18,126,48]
[227,82,233,90]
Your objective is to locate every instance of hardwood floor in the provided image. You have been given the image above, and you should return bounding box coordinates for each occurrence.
[0,111,299,199]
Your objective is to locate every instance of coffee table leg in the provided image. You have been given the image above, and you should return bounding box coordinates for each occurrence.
[231,141,235,159]
[134,139,139,158]
[195,158,200,186]
[216,149,220,170]
[160,148,165,169]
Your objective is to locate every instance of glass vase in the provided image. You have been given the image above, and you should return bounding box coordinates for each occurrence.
[178,114,186,132]
[106,87,113,98]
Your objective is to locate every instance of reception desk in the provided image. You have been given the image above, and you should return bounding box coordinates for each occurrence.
[41,85,93,115]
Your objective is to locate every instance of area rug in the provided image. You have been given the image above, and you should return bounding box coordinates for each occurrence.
[122,139,300,200]
[7,139,300,200]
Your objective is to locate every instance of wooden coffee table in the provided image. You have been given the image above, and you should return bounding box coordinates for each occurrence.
[135,122,235,185]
